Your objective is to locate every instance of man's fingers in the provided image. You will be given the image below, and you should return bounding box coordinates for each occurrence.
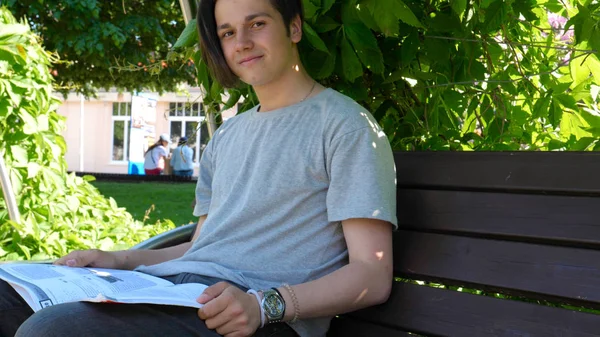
[204,295,249,330]
[197,283,233,321]
[54,250,96,267]
[197,281,230,304]
[198,296,228,321]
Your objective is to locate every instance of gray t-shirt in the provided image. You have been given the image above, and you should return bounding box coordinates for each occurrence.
[136,88,397,337]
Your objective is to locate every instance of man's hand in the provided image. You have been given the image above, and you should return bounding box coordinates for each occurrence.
[54,249,122,269]
[197,282,262,337]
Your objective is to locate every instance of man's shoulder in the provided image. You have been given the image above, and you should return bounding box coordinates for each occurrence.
[318,89,378,134]
[215,106,256,131]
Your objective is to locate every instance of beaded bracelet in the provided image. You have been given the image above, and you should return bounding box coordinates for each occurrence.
[282,283,300,324]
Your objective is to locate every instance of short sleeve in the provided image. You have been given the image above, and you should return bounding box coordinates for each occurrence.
[160,146,169,158]
[193,139,215,217]
[325,124,397,228]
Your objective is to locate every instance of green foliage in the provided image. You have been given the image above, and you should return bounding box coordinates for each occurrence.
[176,0,600,151]
[1,0,196,97]
[0,8,175,261]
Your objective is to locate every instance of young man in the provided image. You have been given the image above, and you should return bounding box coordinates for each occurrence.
[0,0,396,336]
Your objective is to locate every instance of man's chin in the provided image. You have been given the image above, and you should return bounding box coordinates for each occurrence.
[238,76,270,87]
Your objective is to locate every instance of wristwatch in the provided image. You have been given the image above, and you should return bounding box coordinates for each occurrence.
[261,288,286,324]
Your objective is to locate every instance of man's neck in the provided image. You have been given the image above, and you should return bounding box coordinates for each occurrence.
[253,66,318,112]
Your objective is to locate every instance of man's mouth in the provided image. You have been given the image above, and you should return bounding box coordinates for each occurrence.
[239,56,263,65]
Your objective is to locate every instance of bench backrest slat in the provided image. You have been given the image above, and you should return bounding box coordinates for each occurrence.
[344,282,600,337]
[394,230,600,307]
[398,188,600,246]
[395,152,600,194]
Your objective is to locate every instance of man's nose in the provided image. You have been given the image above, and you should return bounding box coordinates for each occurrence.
[235,29,253,51]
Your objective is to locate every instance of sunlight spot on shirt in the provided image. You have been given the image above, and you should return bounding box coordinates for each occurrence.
[353,288,369,304]
[375,251,384,261]
[372,142,377,149]
[372,209,381,217]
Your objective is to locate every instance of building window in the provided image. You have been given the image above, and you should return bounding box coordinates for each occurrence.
[112,102,131,162]
[168,102,209,164]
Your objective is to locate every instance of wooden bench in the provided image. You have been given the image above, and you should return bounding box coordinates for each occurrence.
[135,151,600,336]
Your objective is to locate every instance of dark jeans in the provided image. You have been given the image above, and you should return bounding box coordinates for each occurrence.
[174,170,194,177]
[0,273,298,337]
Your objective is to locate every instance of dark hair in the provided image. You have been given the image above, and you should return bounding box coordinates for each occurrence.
[145,140,166,156]
[196,0,304,88]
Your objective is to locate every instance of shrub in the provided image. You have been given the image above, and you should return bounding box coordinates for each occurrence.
[0,8,174,261]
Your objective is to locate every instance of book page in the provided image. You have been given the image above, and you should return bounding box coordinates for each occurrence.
[0,264,175,311]
[103,282,207,308]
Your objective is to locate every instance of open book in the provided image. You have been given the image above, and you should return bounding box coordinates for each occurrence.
[0,263,208,312]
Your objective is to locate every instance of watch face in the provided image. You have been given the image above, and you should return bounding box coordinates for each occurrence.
[263,290,285,320]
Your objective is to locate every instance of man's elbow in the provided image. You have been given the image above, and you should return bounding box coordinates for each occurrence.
[373,274,393,305]
[362,264,393,306]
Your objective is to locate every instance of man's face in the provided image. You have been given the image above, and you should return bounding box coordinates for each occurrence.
[215,0,300,86]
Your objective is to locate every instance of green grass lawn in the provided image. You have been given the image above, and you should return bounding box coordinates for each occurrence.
[91,181,197,226]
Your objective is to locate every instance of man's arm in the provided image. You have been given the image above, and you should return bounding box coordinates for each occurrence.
[277,218,393,319]
[55,215,207,270]
[198,217,393,332]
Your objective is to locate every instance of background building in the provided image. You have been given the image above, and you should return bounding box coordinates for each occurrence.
[58,88,238,175]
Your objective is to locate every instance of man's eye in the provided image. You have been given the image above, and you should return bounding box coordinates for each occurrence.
[252,21,265,28]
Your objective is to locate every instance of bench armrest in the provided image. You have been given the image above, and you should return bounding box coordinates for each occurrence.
[131,223,197,250]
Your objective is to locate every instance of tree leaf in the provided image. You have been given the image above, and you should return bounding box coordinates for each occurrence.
[340,36,363,81]
[451,0,467,17]
[313,16,340,33]
[37,114,49,132]
[305,48,336,79]
[390,0,423,28]
[363,0,423,34]
[400,31,419,65]
[173,19,197,49]
[27,162,41,179]
[483,0,507,33]
[303,0,319,19]
[344,23,384,74]
[303,22,329,54]
[321,0,335,15]
[19,110,38,134]
[10,145,28,165]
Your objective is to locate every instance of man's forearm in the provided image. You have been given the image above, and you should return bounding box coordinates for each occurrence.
[115,215,206,270]
[113,241,192,270]
[278,260,392,321]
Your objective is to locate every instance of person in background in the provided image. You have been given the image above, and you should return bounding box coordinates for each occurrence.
[171,136,194,177]
[143,133,170,175]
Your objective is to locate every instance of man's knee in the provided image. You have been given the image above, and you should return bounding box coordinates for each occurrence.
[15,303,94,337]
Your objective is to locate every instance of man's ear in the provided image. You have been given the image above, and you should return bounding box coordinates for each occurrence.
[290,15,303,43]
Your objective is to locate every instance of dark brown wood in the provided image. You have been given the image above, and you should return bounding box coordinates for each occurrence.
[393,230,600,308]
[395,152,600,194]
[349,282,600,337]
[397,189,600,246]
[327,316,412,337]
